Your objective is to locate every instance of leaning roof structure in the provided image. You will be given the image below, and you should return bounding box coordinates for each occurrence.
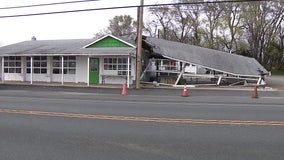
[145,37,268,77]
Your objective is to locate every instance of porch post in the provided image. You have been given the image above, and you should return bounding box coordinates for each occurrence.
[61,56,64,85]
[257,77,262,85]
[175,62,185,85]
[1,57,4,83]
[127,56,130,88]
[217,75,222,85]
[87,56,90,86]
[30,56,33,84]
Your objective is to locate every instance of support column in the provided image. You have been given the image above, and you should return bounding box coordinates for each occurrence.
[61,56,64,85]
[217,75,222,85]
[87,56,90,86]
[175,62,185,85]
[30,56,33,84]
[127,56,130,88]
[257,77,262,85]
[1,57,4,83]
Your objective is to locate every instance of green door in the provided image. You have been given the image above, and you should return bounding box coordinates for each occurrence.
[89,58,99,84]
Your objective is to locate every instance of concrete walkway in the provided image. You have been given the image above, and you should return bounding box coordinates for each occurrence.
[1,75,283,90]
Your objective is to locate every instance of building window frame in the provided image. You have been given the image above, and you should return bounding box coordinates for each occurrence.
[4,56,22,73]
[103,57,131,75]
[26,56,47,74]
[52,56,76,74]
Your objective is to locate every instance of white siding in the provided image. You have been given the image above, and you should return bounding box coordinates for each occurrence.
[4,57,24,81]
[100,57,135,84]
[76,56,88,83]
[25,57,52,82]
[0,58,2,81]
[51,74,76,83]
[3,73,24,81]
[185,64,197,74]
[2,56,135,85]
[23,56,88,83]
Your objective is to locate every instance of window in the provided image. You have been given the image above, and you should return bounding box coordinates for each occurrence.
[104,58,117,70]
[118,58,129,75]
[90,58,99,72]
[158,59,179,71]
[26,56,47,74]
[103,57,131,75]
[4,56,21,73]
[52,56,76,74]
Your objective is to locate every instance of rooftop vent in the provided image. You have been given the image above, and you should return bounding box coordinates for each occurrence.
[31,36,37,41]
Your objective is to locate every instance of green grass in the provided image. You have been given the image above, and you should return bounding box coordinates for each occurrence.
[271,70,284,75]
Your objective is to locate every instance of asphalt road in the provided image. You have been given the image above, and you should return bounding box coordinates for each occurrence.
[0,85,283,160]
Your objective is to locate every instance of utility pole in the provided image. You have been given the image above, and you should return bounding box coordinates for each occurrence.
[281,34,284,63]
[280,26,284,63]
[136,0,144,89]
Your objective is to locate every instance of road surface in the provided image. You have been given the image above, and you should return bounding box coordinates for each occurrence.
[0,85,283,160]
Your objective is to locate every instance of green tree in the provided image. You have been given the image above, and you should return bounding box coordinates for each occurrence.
[93,28,110,39]
[242,1,284,67]
[107,15,136,36]
[266,40,283,70]
[93,15,136,39]
[108,15,136,36]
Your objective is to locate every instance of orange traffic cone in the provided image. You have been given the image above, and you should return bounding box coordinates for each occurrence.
[252,86,258,98]
[182,84,189,97]
[121,83,127,95]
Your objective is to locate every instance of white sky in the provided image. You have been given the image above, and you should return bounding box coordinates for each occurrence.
[0,0,171,46]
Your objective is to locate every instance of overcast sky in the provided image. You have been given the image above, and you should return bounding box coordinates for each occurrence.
[0,0,171,46]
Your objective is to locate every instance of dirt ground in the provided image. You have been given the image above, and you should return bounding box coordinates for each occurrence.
[265,75,284,90]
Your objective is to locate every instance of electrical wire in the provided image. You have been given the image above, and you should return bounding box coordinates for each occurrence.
[0,0,274,19]
[0,0,100,10]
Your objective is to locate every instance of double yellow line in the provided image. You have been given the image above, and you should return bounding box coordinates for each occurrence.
[1,108,284,126]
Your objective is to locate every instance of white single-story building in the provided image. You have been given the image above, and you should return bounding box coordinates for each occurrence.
[0,35,136,87]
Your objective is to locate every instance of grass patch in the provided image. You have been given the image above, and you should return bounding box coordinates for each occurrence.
[271,70,284,75]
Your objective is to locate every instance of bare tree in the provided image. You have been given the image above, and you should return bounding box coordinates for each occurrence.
[145,0,203,45]
[95,1,284,69]
[201,2,225,50]
[146,6,174,40]
[170,0,203,44]
[170,3,192,43]
[219,2,244,53]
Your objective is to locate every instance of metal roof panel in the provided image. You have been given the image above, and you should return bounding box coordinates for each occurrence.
[147,37,268,76]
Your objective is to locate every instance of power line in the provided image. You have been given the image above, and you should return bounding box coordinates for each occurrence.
[0,0,273,19]
[0,0,100,10]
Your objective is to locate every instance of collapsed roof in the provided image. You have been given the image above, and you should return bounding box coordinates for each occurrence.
[144,37,268,77]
